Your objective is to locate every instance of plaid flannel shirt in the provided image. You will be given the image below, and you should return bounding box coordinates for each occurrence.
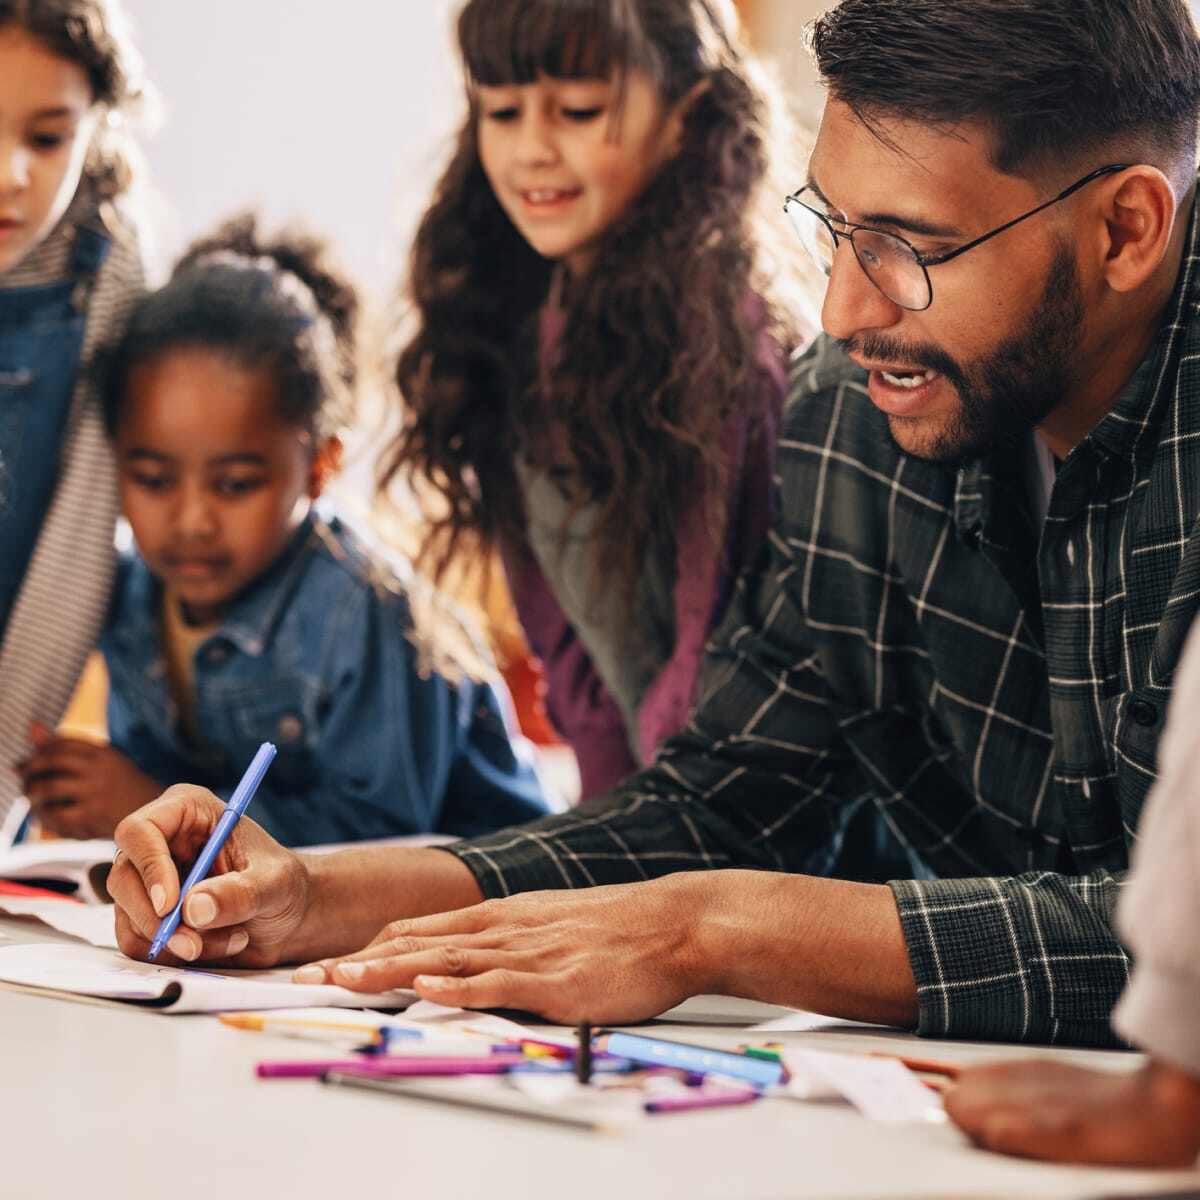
[448,192,1200,1048]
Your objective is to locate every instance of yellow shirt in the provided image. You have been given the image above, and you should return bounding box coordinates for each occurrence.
[159,591,219,745]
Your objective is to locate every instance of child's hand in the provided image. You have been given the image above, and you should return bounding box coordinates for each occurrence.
[19,724,163,840]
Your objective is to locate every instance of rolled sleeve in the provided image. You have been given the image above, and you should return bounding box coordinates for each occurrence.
[891,870,1129,1046]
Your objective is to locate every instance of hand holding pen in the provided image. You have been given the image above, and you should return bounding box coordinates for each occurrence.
[107,746,313,968]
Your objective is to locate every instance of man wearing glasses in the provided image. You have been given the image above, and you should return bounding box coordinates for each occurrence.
[108,0,1200,1091]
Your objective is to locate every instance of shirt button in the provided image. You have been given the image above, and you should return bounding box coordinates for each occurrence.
[276,714,304,743]
[205,643,230,664]
[1128,699,1158,727]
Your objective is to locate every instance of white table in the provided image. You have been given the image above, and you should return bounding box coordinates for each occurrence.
[2,915,1198,1200]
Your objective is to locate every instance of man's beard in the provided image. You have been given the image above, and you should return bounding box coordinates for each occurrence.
[840,242,1085,465]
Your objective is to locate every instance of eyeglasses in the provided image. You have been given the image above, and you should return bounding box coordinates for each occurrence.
[783,163,1132,312]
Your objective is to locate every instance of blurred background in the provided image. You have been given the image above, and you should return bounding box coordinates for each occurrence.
[123,0,825,295]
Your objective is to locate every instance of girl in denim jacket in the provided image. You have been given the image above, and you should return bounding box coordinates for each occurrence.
[0,0,149,840]
[19,215,550,846]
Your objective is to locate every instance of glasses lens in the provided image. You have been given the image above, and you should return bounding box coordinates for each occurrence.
[851,229,931,310]
[785,198,835,277]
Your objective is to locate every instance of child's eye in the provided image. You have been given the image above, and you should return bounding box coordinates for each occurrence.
[562,106,604,122]
[484,107,520,123]
[29,132,67,151]
[128,472,172,493]
[214,476,265,498]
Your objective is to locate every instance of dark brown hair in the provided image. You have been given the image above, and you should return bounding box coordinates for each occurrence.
[812,0,1200,185]
[101,213,359,440]
[0,0,149,199]
[382,0,796,603]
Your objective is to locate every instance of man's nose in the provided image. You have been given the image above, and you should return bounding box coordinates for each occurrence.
[820,238,904,344]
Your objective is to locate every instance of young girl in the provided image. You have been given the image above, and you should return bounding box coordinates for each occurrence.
[18,215,550,846]
[0,0,149,841]
[385,0,797,798]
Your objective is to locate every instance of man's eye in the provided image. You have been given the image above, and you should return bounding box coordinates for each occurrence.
[214,477,265,497]
[30,132,67,151]
[562,106,604,122]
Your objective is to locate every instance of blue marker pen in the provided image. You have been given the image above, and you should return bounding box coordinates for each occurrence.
[597,1031,784,1089]
[147,742,277,961]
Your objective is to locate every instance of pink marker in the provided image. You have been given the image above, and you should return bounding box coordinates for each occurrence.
[256,1056,515,1080]
[644,1087,760,1115]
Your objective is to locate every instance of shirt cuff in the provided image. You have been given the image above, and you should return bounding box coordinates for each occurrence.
[1114,962,1200,1076]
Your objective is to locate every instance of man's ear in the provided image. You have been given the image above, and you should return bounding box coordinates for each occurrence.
[662,78,712,160]
[307,435,343,500]
[1098,166,1179,294]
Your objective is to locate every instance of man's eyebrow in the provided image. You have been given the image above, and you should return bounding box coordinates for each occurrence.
[806,177,964,239]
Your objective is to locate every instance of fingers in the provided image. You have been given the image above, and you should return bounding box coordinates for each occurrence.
[113,785,227,922]
[297,942,517,991]
[20,742,99,779]
[414,969,550,1015]
[114,903,252,966]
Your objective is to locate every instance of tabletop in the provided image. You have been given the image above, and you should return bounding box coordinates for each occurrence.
[2,915,1198,1200]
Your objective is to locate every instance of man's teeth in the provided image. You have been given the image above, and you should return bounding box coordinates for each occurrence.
[880,369,937,390]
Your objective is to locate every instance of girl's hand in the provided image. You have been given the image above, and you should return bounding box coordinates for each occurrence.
[108,784,314,968]
[19,725,163,839]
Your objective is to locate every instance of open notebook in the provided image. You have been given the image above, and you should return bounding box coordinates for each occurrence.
[0,839,116,903]
[0,942,415,1014]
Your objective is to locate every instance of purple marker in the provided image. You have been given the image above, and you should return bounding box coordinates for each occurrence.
[256,1056,515,1080]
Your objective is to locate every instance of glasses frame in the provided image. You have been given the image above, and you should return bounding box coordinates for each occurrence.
[784,163,1133,312]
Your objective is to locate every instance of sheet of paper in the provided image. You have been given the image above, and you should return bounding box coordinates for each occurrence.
[403,999,575,1046]
[784,1049,946,1123]
[0,898,119,949]
[0,943,416,1014]
[748,1010,871,1033]
[0,839,115,902]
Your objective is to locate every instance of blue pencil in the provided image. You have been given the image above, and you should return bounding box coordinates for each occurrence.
[147,742,277,961]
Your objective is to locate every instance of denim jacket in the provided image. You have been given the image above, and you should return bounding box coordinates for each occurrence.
[101,513,549,846]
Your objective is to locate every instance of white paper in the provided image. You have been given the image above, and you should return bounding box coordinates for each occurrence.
[784,1049,946,1123]
[0,942,416,1014]
[0,839,115,903]
[748,1010,869,1033]
[0,898,119,949]
[402,999,575,1046]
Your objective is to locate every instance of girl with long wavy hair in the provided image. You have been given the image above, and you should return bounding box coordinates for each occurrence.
[383,0,802,798]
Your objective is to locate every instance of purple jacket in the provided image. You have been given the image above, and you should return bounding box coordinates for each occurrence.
[502,296,786,799]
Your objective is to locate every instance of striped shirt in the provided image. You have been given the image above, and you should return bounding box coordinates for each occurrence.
[0,187,147,839]
[447,190,1200,1049]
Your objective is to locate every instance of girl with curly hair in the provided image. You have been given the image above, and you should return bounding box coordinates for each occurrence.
[385,0,802,797]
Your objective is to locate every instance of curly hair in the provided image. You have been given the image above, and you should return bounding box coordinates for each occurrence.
[0,0,150,199]
[382,0,800,606]
[101,212,359,440]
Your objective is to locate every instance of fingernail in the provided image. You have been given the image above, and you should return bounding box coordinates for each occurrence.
[168,933,197,961]
[150,884,166,916]
[228,930,249,956]
[415,975,448,991]
[185,893,216,928]
[292,965,326,984]
[334,963,366,983]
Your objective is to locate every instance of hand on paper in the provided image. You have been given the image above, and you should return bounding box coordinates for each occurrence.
[109,784,312,968]
[292,873,712,1023]
[19,723,162,839]
[946,1059,1200,1168]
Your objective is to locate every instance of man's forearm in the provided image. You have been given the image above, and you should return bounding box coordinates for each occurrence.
[694,870,919,1027]
[289,846,485,962]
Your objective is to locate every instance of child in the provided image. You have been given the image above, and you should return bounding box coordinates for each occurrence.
[19,215,550,846]
[0,0,149,840]
[384,0,799,800]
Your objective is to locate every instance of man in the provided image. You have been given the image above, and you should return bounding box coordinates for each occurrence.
[108,0,1200,1048]
[946,618,1200,1168]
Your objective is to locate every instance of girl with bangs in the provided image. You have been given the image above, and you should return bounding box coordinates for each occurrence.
[384,0,802,799]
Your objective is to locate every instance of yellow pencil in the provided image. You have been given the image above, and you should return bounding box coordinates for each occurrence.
[219,1013,384,1044]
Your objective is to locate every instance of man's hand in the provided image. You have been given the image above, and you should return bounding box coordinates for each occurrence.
[19,724,162,839]
[292,873,713,1023]
[108,785,313,968]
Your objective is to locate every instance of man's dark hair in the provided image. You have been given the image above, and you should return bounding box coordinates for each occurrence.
[811,0,1200,184]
